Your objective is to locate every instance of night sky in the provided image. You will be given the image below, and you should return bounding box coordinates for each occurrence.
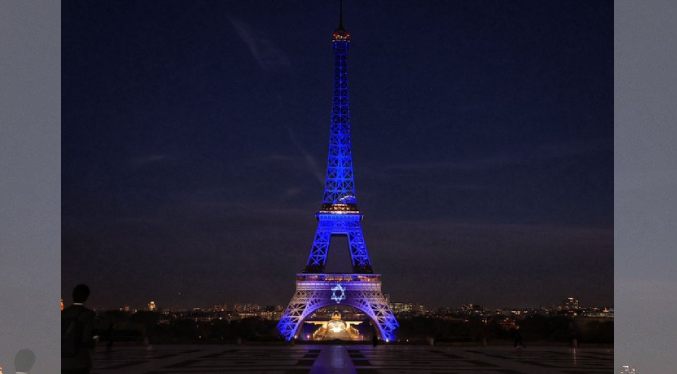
[62,0,613,310]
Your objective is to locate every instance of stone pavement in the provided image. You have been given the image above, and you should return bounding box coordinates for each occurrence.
[92,344,613,373]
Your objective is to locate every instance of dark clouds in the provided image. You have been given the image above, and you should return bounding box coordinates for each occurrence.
[62,0,612,309]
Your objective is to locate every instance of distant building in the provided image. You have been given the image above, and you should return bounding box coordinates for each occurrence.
[390,302,412,314]
[389,302,428,316]
[561,297,580,310]
[148,300,157,312]
[259,310,283,320]
[415,304,429,315]
[461,304,484,314]
[234,303,261,313]
[559,297,581,316]
[257,305,284,320]
[583,307,614,319]
[212,304,228,312]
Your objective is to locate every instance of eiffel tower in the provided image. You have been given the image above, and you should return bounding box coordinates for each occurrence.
[277,3,399,342]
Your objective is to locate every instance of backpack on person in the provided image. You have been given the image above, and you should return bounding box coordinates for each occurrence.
[62,310,85,357]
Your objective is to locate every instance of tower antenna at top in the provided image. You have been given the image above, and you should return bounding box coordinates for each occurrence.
[339,0,344,29]
[331,0,350,41]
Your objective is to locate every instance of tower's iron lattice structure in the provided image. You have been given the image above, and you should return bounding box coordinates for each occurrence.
[277,7,399,342]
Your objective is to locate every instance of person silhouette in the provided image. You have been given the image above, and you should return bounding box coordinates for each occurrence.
[370,323,378,347]
[512,325,526,349]
[14,349,36,374]
[62,284,96,374]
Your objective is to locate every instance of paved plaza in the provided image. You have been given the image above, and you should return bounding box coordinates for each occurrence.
[92,344,613,373]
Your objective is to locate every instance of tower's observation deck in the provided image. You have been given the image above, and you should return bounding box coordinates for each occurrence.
[332,29,351,42]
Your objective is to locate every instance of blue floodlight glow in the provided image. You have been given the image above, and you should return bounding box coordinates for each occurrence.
[277,20,398,344]
[322,37,355,207]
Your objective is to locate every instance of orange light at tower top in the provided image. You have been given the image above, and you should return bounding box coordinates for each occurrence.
[332,0,351,42]
[332,29,351,42]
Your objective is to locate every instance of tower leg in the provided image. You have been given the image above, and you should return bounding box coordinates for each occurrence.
[352,290,399,342]
[304,214,374,273]
[347,221,372,272]
[305,222,331,272]
[277,289,324,341]
[277,279,398,342]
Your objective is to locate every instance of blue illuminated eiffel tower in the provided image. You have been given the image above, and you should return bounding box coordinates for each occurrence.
[277,3,398,342]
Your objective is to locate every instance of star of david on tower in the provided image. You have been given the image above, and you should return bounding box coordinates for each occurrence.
[331,284,346,303]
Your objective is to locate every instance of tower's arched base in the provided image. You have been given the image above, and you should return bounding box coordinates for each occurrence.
[277,273,398,342]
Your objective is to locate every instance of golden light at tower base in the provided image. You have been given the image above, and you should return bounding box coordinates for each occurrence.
[306,310,363,341]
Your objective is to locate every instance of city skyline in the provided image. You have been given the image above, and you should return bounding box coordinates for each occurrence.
[86,298,614,313]
[62,0,612,309]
